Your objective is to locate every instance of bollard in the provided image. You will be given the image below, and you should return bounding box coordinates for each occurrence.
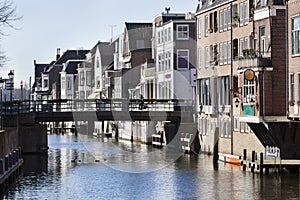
[15,149,19,161]
[18,147,22,159]
[4,155,9,171]
[9,153,12,168]
[13,151,17,164]
[0,159,3,174]
[260,152,264,175]
[243,149,247,171]
[251,151,255,173]
[243,149,247,160]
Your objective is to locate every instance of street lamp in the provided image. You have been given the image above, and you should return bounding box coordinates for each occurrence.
[0,77,4,130]
[8,70,14,102]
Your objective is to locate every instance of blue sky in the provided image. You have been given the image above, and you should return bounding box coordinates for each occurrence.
[1,0,197,87]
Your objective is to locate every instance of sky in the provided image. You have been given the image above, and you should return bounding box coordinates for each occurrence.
[0,0,197,88]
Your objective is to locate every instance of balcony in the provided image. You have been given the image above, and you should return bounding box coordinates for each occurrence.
[237,56,271,70]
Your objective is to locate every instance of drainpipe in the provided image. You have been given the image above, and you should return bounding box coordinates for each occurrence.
[285,0,289,117]
[230,3,234,155]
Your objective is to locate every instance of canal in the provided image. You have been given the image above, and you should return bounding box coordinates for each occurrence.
[3,134,300,199]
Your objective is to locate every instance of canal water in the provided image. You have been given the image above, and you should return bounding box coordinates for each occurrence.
[3,134,300,199]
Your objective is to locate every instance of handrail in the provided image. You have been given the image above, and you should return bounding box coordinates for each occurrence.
[1,98,194,115]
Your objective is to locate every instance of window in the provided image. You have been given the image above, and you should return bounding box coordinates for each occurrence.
[86,71,92,86]
[290,74,295,101]
[168,27,171,41]
[220,76,230,105]
[158,54,162,71]
[177,25,189,40]
[205,15,209,36]
[223,42,227,64]
[199,78,211,105]
[239,3,244,26]
[209,45,213,65]
[214,11,218,32]
[228,7,231,29]
[67,77,71,90]
[224,8,227,31]
[292,17,300,55]
[239,38,244,56]
[220,43,223,65]
[198,18,201,38]
[96,57,100,68]
[219,10,223,32]
[161,30,164,43]
[259,26,266,56]
[234,117,239,131]
[244,79,254,104]
[61,77,65,90]
[80,71,84,86]
[244,1,249,24]
[177,50,189,69]
[228,41,232,64]
[158,31,161,44]
[198,47,202,68]
[209,13,213,32]
[205,46,209,67]
[164,29,168,42]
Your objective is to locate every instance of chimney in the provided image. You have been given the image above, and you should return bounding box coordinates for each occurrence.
[56,48,61,61]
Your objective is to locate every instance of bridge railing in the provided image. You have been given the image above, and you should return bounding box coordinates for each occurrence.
[1,98,194,114]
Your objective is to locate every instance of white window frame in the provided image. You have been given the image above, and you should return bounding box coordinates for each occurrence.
[239,3,244,26]
[219,10,223,32]
[176,25,189,40]
[219,43,223,65]
[243,79,255,104]
[244,1,249,25]
[228,7,231,30]
[205,15,209,36]
[198,17,202,38]
[234,117,239,131]
[292,16,300,56]
[198,47,202,69]
[205,46,209,67]
[223,8,227,31]
[223,42,228,65]
[228,41,232,64]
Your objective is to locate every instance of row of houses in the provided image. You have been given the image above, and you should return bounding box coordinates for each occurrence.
[32,0,300,159]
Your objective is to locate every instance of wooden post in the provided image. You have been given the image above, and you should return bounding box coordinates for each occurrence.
[251,151,255,173]
[0,159,3,174]
[4,155,8,171]
[260,152,264,175]
[243,149,247,171]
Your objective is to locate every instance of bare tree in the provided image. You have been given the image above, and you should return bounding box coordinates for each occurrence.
[0,0,21,66]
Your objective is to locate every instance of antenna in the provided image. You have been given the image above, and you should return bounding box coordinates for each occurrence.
[108,25,117,42]
[165,7,170,14]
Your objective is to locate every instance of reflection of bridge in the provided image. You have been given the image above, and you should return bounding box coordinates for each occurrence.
[1,99,194,122]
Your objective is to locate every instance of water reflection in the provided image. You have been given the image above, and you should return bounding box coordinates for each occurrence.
[3,134,300,199]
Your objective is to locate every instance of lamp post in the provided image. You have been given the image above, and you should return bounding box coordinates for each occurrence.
[7,70,14,102]
[0,77,4,130]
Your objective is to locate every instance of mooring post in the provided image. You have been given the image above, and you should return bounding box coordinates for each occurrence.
[251,151,255,173]
[4,155,8,171]
[0,159,3,174]
[243,149,247,171]
[260,152,264,175]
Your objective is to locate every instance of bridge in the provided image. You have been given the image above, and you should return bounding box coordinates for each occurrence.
[1,98,195,123]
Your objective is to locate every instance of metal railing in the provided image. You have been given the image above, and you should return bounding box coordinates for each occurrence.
[1,98,194,115]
